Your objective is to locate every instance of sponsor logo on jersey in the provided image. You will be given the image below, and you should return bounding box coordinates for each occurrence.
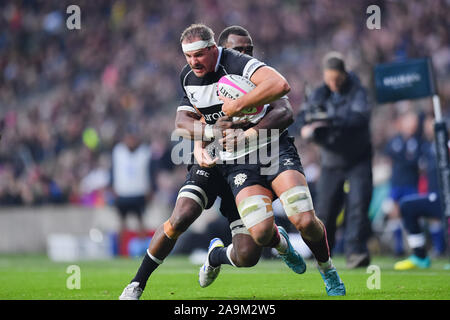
[204,110,227,122]
[188,91,198,103]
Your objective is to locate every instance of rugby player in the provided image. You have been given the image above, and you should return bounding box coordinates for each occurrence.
[119,24,304,300]
[186,24,345,296]
[196,26,307,286]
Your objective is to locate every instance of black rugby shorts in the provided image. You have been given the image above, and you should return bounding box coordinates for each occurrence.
[218,132,305,198]
[180,164,241,224]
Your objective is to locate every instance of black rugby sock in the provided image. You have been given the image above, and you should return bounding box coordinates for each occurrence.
[209,247,233,267]
[302,225,331,263]
[131,251,161,290]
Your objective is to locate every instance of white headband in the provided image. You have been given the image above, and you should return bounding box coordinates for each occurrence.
[182,39,216,53]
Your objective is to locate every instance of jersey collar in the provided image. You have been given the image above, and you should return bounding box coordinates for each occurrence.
[214,47,223,72]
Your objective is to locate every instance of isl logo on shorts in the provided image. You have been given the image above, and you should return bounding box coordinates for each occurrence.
[234,173,247,187]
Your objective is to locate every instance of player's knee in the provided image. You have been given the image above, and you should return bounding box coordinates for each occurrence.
[233,243,261,267]
[235,250,260,267]
[291,211,317,233]
[168,215,189,234]
[170,212,195,234]
[249,222,275,246]
[165,199,201,239]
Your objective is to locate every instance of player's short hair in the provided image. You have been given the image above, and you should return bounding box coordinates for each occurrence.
[180,23,215,44]
[218,25,252,47]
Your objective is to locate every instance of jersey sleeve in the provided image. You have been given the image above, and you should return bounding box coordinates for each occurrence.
[223,49,266,80]
[177,94,198,114]
[242,57,266,79]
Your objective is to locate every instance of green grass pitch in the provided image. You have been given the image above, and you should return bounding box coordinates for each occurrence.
[0,254,449,300]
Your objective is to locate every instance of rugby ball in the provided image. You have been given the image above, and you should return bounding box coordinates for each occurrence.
[217,74,265,122]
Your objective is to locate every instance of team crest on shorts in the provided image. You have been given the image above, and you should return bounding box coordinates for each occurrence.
[233,173,247,187]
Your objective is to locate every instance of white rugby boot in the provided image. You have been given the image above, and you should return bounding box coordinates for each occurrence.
[198,238,224,288]
[119,282,143,300]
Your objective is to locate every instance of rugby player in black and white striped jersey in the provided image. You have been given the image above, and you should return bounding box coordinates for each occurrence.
[119,24,345,300]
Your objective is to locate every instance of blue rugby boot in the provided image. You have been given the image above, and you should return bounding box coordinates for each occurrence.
[277,226,307,274]
[319,266,346,296]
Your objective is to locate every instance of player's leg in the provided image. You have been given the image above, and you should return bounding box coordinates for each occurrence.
[394,193,441,270]
[120,196,203,299]
[271,170,345,296]
[234,185,275,244]
[223,181,263,267]
[207,236,261,267]
[229,233,262,266]
[234,184,306,273]
[199,228,263,288]
[272,170,329,261]
[199,186,263,287]
[209,189,263,269]
[120,166,213,299]
[205,177,302,271]
[235,184,292,253]
[207,220,262,268]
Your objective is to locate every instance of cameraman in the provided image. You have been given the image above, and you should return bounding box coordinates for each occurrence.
[299,52,373,269]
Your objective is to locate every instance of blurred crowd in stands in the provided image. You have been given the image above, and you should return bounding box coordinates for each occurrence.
[0,0,449,253]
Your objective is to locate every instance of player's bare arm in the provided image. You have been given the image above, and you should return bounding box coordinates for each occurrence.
[253,98,293,131]
[220,98,294,152]
[175,110,248,141]
[174,110,204,140]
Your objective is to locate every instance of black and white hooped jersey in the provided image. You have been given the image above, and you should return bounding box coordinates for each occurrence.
[177,47,268,125]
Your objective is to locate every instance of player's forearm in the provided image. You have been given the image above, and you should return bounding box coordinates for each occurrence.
[232,66,290,113]
[194,139,203,149]
[253,99,294,132]
[236,77,290,112]
[174,111,208,140]
[175,121,204,140]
